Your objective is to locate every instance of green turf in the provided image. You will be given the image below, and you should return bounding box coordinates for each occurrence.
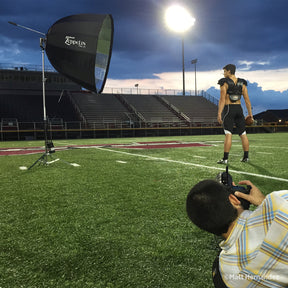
[0,133,288,287]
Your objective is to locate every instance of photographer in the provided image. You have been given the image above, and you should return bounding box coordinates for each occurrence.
[186,179,288,287]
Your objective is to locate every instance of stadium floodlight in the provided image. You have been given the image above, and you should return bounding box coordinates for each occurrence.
[165,5,195,95]
[165,5,195,33]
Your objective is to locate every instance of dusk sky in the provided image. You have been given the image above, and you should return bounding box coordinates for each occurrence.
[1,0,288,114]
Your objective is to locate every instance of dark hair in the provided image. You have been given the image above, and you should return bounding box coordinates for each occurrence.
[186,180,238,236]
[223,64,236,75]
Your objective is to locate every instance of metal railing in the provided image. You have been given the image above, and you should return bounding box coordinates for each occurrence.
[0,120,223,141]
[104,87,203,96]
[1,119,287,141]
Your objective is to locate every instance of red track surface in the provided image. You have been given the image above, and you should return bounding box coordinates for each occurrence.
[0,141,211,156]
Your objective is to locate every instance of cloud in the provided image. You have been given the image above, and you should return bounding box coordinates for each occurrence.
[2,0,288,76]
[0,36,22,62]
[238,60,270,71]
[237,68,288,92]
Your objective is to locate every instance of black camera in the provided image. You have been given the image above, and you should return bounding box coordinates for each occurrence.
[216,166,251,210]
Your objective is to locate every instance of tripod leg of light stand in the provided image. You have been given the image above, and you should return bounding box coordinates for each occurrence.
[27,152,51,170]
[27,154,44,170]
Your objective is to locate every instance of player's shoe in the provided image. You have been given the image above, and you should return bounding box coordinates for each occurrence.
[241,157,249,163]
[217,158,228,164]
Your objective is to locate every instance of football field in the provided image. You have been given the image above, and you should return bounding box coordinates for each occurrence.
[1,132,287,287]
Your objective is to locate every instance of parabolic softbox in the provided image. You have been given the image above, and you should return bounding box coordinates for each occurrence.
[46,14,114,93]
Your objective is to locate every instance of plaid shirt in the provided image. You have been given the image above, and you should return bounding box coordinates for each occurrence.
[219,190,288,288]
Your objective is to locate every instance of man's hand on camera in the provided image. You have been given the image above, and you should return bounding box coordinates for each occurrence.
[235,180,266,206]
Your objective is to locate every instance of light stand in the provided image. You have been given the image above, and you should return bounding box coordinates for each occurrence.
[8,21,79,169]
[27,38,57,169]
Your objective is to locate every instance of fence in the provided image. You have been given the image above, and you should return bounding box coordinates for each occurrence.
[1,120,287,141]
[0,120,220,141]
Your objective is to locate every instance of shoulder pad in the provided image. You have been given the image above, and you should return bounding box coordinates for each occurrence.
[237,78,247,86]
[218,78,229,86]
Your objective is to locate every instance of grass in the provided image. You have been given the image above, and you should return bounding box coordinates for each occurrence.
[0,133,288,287]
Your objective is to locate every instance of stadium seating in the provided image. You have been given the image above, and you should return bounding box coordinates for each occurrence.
[0,89,79,122]
[70,93,132,124]
[123,94,182,123]
[0,89,219,127]
[162,95,217,124]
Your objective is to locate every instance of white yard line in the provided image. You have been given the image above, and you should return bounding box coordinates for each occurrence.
[233,144,288,150]
[96,147,288,183]
[193,155,207,159]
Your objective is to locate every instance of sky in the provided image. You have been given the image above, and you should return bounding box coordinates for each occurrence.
[1,0,288,114]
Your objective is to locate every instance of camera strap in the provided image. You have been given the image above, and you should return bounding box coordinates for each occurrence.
[212,252,228,288]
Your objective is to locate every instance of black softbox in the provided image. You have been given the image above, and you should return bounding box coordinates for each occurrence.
[46,14,114,93]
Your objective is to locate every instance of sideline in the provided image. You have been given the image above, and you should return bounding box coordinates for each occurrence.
[96,147,288,183]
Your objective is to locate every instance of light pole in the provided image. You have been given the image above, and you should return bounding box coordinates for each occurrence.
[182,36,185,96]
[165,5,195,96]
[135,83,139,95]
[191,58,197,96]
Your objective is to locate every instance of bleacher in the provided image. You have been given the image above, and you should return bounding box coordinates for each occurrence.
[123,94,182,123]
[162,95,218,124]
[0,89,219,128]
[0,89,80,122]
[70,92,132,125]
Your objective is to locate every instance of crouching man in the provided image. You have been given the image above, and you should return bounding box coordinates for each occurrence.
[186,179,288,287]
